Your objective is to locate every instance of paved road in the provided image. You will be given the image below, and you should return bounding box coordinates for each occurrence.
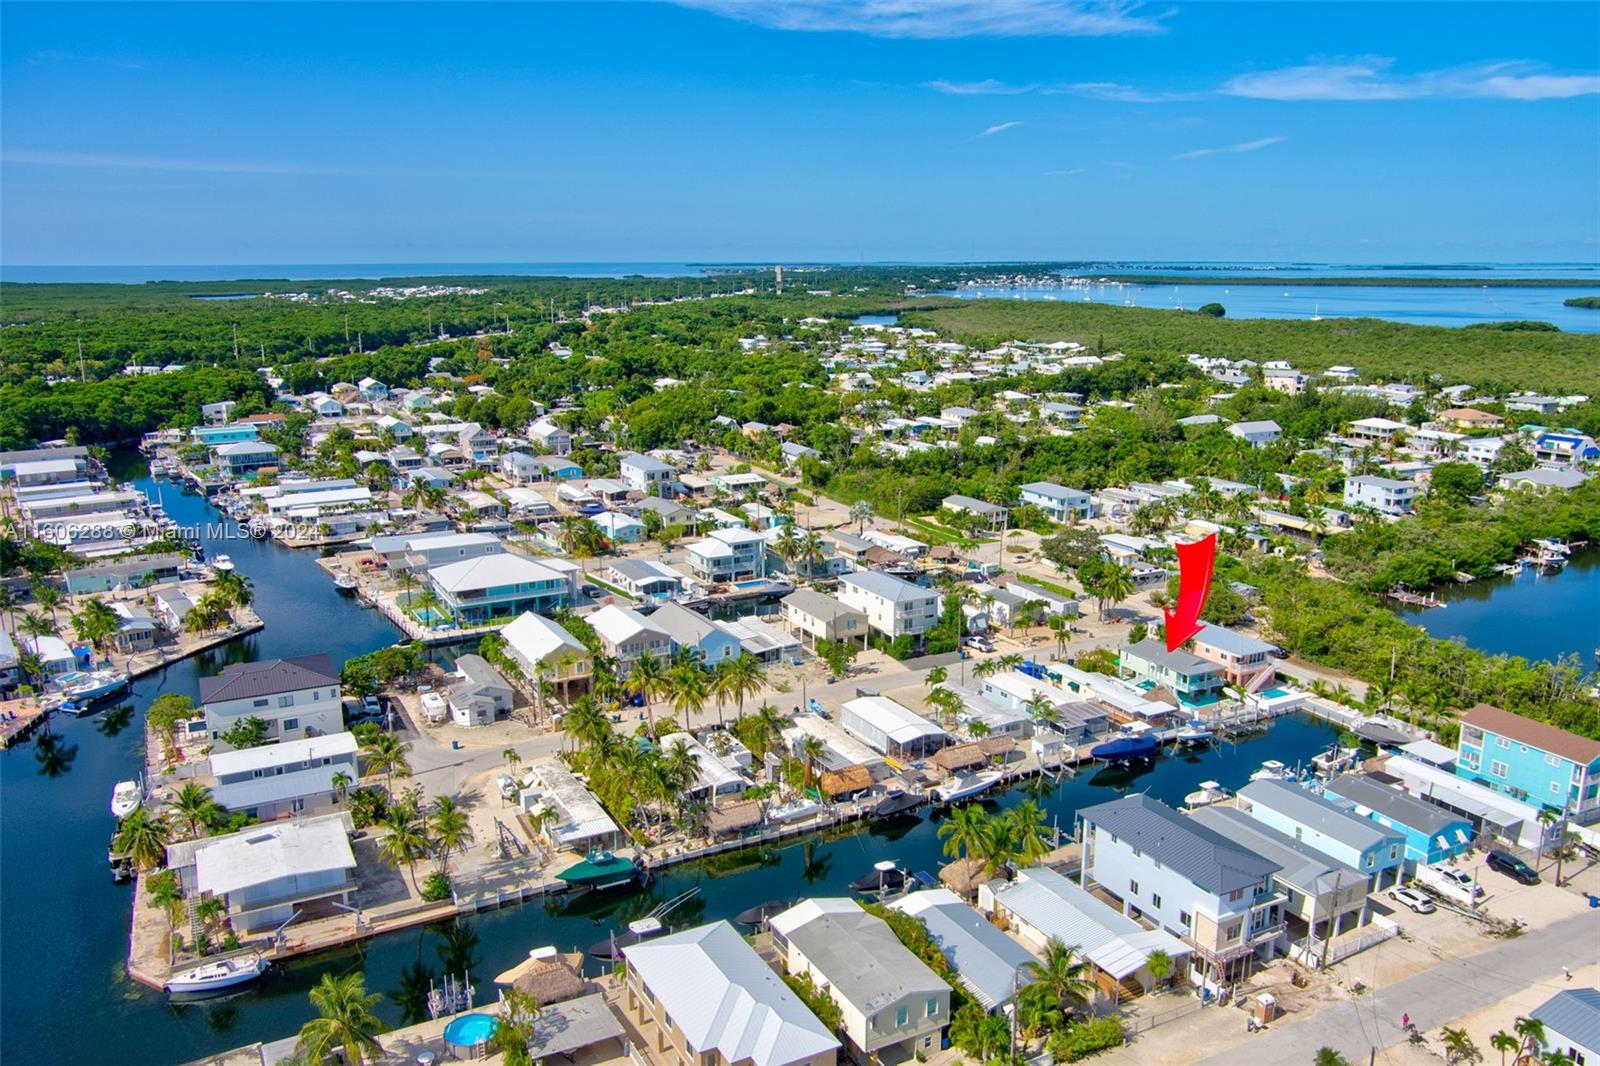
[1194,910,1599,1065]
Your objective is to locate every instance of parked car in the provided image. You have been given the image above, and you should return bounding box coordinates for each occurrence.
[1429,863,1483,898]
[1388,886,1437,914]
[1486,849,1540,885]
[362,694,382,715]
[963,635,994,653]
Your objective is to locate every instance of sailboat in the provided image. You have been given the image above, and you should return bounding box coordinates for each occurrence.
[1310,303,1324,321]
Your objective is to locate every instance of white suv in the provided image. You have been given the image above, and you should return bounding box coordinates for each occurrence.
[1388,887,1436,914]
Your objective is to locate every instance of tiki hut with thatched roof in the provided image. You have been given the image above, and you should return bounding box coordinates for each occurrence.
[494,948,589,1005]
[932,742,988,773]
[979,736,1015,760]
[818,764,874,799]
[705,799,764,837]
[939,856,996,899]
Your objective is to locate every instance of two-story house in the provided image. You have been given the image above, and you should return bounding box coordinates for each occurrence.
[527,419,572,456]
[425,553,580,624]
[500,611,592,697]
[1190,625,1276,690]
[780,589,868,649]
[213,441,281,475]
[1322,774,1475,870]
[1343,475,1419,517]
[372,530,506,574]
[587,604,673,665]
[1227,420,1282,448]
[1079,795,1285,986]
[619,451,678,497]
[771,899,949,1063]
[208,731,360,820]
[650,603,744,665]
[1018,481,1095,522]
[200,654,344,749]
[1455,702,1600,820]
[836,571,940,641]
[1237,778,1406,891]
[889,888,1037,1013]
[687,527,769,584]
[622,921,839,1066]
[1120,640,1226,706]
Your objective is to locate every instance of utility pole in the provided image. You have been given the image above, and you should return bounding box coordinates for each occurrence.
[232,322,239,360]
[77,337,87,382]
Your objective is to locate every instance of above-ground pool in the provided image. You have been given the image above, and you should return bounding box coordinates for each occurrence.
[443,1013,499,1047]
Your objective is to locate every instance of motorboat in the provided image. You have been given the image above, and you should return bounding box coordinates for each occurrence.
[765,798,822,824]
[850,860,911,895]
[932,769,1003,805]
[871,789,925,819]
[111,780,143,819]
[555,851,640,891]
[1250,759,1293,782]
[212,554,235,572]
[588,916,666,961]
[333,572,359,592]
[1183,780,1229,810]
[1312,746,1362,775]
[1090,733,1161,764]
[735,898,798,926]
[1174,719,1214,745]
[59,670,131,704]
[166,954,269,995]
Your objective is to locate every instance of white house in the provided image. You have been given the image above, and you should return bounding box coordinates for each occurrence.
[527,419,572,455]
[837,571,940,640]
[446,653,515,726]
[687,527,768,583]
[209,731,360,820]
[1343,475,1419,517]
[199,654,344,749]
[889,889,1037,1012]
[781,588,867,648]
[619,451,677,496]
[172,813,357,934]
[1529,988,1600,1066]
[840,696,949,759]
[1018,481,1094,522]
[1228,420,1282,448]
[587,604,672,664]
[499,611,592,694]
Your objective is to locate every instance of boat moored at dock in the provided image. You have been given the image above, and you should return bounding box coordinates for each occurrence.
[165,954,269,995]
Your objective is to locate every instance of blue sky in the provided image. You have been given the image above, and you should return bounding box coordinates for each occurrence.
[2,1,1597,266]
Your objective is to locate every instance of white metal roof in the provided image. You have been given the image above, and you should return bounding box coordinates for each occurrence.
[995,867,1191,979]
[528,760,619,846]
[429,552,567,592]
[842,696,949,746]
[194,817,356,896]
[587,603,668,646]
[208,731,358,777]
[501,611,587,666]
[657,732,748,793]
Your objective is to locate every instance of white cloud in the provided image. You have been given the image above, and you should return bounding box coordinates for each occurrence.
[1045,167,1088,176]
[1222,58,1600,102]
[977,121,1024,138]
[1042,81,1194,102]
[1172,135,1285,161]
[672,0,1164,39]
[925,78,1038,96]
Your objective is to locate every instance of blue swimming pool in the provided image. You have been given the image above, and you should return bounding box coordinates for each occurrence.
[733,579,770,589]
[443,1013,498,1046]
[1261,687,1292,699]
[414,607,447,624]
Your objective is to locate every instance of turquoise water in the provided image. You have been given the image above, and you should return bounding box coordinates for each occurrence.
[443,1013,498,1045]
[1262,687,1292,699]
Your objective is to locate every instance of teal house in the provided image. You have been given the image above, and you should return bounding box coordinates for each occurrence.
[191,424,261,446]
[1322,774,1473,870]
[1456,703,1600,821]
[1120,639,1225,706]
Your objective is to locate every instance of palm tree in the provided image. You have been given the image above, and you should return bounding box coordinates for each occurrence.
[146,869,186,926]
[1024,693,1060,732]
[1314,1050,1351,1066]
[502,747,522,779]
[428,795,474,875]
[1006,800,1049,866]
[798,735,825,790]
[18,610,56,641]
[31,582,64,627]
[1025,938,1095,1013]
[1090,563,1136,621]
[331,771,353,804]
[1440,1026,1481,1065]
[668,661,710,730]
[1536,806,1561,867]
[71,597,121,653]
[849,499,875,534]
[1515,1017,1548,1062]
[1491,1030,1519,1066]
[362,731,414,798]
[937,804,989,863]
[296,972,386,1066]
[629,652,669,735]
[380,807,432,893]
[113,808,171,871]
[925,665,948,690]
[170,782,220,840]
[1144,948,1174,994]
[749,702,786,760]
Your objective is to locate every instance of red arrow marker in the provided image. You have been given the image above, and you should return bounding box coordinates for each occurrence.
[1164,532,1217,652]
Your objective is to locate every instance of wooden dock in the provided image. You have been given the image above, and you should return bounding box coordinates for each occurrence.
[0,698,50,749]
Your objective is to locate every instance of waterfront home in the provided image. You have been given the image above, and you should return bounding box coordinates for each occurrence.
[889,888,1036,1012]
[1078,795,1286,984]
[1455,702,1600,819]
[619,451,678,496]
[453,490,506,521]
[1529,988,1600,1066]
[980,866,1192,1000]
[604,558,685,600]
[200,653,343,749]
[1323,774,1475,869]
[771,899,949,1062]
[1497,467,1591,493]
[0,630,18,691]
[167,812,356,934]
[860,529,928,558]
[1383,752,1558,851]
[718,614,802,665]
[656,731,749,800]
[0,445,89,482]
[1190,625,1276,690]
[1343,475,1419,517]
[24,634,80,675]
[191,424,262,447]
[587,603,673,665]
[1236,778,1406,891]
[521,760,623,852]
[63,553,185,594]
[840,695,949,759]
[623,921,839,1066]
[527,419,572,456]
[826,530,872,562]
[1120,640,1225,706]
[1190,806,1370,950]
[372,531,506,573]
[213,441,281,475]
[837,570,940,641]
[499,611,592,695]
[1227,420,1282,448]
[687,526,769,583]
[426,553,580,624]
[941,494,1008,529]
[446,653,514,726]
[1018,481,1094,522]
[110,603,159,654]
[782,589,868,650]
[209,731,360,820]
[650,602,743,665]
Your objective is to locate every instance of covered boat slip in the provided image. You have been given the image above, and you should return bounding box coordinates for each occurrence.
[555,852,640,890]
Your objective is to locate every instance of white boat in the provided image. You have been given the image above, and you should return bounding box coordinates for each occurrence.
[212,554,235,571]
[1533,538,1572,556]
[766,798,822,824]
[1312,746,1362,775]
[1175,719,1213,745]
[165,954,269,994]
[933,769,1003,805]
[333,572,358,592]
[1249,759,1293,783]
[1184,780,1229,809]
[111,780,143,819]
[59,669,131,703]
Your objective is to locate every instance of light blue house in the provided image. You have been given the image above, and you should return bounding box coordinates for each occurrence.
[648,603,743,666]
[192,424,261,447]
[1322,775,1475,869]
[1018,481,1094,522]
[1120,640,1225,706]
[1238,778,1406,891]
[426,554,580,624]
[1456,703,1600,820]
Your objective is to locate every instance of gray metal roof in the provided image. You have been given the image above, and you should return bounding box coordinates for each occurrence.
[1531,988,1600,1054]
[1078,794,1279,895]
[993,868,1191,980]
[198,654,338,704]
[773,899,948,1014]
[840,569,935,603]
[890,889,1036,1010]
[1124,639,1219,678]
[1191,625,1275,658]
[1239,778,1401,851]
[1190,806,1362,896]
[1324,774,1465,834]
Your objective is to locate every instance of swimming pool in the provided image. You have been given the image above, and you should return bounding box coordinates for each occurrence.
[414,607,448,624]
[442,1013,498,1047]
[1261,687,1292,699]
[733,579,771,589]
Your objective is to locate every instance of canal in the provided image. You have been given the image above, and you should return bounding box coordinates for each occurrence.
[2,455,1342,1065]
